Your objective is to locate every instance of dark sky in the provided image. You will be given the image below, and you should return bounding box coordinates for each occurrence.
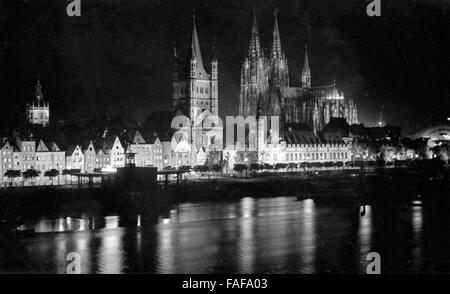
[0,0,449,135]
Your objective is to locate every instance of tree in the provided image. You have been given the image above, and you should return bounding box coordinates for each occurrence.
[250,163,261,173]
[4,170,21,188]
[22,169,41,186]
[178,165,192,172]
[300,162,308,170]
[263,163,272,171]
[287,163,297,171]
[197,165,209,173]
[44,169,60,186]
[233,164,247,177]
[212,164,222,173]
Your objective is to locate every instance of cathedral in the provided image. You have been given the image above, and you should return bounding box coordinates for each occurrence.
[26,79,50,127]
[239,10,358,134]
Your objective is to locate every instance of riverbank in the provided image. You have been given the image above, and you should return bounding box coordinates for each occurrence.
[0,166,448,228]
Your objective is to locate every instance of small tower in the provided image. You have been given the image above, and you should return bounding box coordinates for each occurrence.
[26,78,50,127]
[211,47,218,80]
[210,47,218,115]
[301,45,311,88]
[171,47,179,82]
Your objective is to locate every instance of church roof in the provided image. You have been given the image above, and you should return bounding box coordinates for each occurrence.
[323,117,350,133]
[187,15,209,80]
[283,131,345,145]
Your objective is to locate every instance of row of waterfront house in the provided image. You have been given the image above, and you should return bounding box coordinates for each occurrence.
[0,130,165,187]
[0,125,356,187]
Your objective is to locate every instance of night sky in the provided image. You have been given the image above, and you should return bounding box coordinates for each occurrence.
[0,0,449,135]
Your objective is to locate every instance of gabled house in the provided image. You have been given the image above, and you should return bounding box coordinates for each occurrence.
[48,141,65,172]
[15,135,36,171]
[95,148,110,170]
[35,139,52,183]
[102,136,125,168]
[66,145,84,171]
[127,130,152,167]
[148,136,163,170]
[83,141,96,172]
[0,139,15,184]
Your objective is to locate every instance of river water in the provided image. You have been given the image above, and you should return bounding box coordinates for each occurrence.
[1,195,450,273]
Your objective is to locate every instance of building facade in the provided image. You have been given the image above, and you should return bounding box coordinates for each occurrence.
[66,145,84,171]
[15,137,36,171]
[95,149,110,170]
[103,136,125,169]
[83,141,96,173]
[0,140,14,185]
[126,130,153,167]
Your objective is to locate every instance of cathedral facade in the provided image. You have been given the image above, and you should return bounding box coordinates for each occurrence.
[239,10,358,134]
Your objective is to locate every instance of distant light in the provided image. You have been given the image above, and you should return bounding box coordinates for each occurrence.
[412,200,422,206]
[102,166,117,173]
[162,218,170,225]
[447,117,450,121]
[104,216,119,229]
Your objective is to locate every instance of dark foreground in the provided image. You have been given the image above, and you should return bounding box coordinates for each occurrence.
[0,167,449,273]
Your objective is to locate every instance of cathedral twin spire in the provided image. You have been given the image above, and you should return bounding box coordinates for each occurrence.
[242,9,290,88]
[243,8,311,89]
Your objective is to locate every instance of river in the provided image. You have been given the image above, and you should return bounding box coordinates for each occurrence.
[1,194,449,273]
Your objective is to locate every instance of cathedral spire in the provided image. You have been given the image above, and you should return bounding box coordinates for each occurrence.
[301,45,311,88]
[271,9,282,60]
[248,8,261,59]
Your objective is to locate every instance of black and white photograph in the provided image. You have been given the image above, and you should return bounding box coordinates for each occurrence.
[0,0,449,280]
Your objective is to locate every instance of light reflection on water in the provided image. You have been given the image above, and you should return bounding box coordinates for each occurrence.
[4,196,449,274]
[17,215,121,233]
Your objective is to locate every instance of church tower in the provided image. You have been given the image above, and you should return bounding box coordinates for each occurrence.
[301,45,311,88]
[172,14,218,118]
[26,78,49,127]
[170,13,222,167]
[239,9,270,118]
